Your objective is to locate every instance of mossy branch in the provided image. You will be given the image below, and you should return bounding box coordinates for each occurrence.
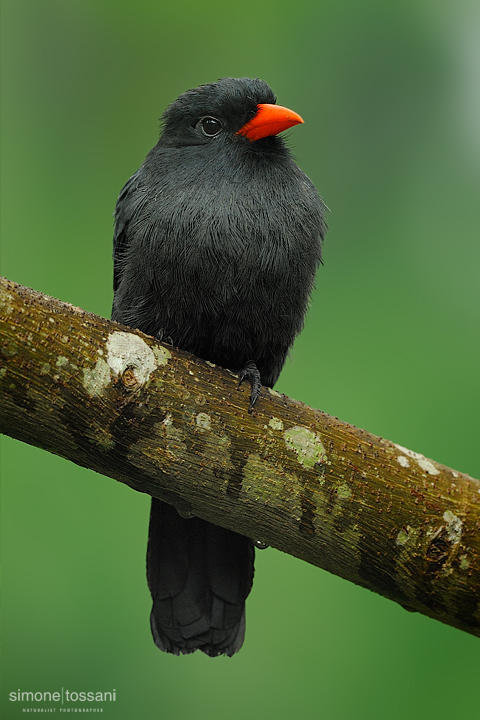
[1,275,479,638]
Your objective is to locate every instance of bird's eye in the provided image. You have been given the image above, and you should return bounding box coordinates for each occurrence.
[200,117,222,137]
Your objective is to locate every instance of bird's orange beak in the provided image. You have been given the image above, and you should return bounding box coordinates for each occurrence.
[236,103,304,141]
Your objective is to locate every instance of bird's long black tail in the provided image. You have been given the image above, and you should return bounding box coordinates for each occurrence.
[147,498,255,657]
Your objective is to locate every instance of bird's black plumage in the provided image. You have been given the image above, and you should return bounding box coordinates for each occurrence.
[112,77,327,656]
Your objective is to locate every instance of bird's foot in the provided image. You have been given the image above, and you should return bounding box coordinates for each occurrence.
[155,329,173,345]
[238,361,262,413]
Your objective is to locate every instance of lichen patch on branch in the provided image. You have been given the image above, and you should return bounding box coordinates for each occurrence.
[196,412,211,430]
[396,526,418,547]
[283,425,328,469]
[242,453,301,513]
[394,443,440,476]
[107,331,160,383]
[82,331,171,396]
[0,289,14,315]
[83,357,111,397]
[443,510,462,545]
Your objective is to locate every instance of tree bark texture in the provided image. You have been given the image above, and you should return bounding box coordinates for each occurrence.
[1,275,479,638]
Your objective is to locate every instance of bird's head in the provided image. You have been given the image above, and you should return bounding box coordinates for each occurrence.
[160,77,304,148]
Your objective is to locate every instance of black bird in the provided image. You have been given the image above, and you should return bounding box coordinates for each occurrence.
[112,77,328,656]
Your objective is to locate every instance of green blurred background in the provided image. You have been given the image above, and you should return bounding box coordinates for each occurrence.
[1,0,479,718]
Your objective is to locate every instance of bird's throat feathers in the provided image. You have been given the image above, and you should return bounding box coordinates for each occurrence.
[140,143,319,271]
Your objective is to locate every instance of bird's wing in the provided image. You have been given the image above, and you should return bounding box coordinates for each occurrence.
[113,169,142,293]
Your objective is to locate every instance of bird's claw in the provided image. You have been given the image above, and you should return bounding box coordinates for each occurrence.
[238,361,262,413]
[155,329,173,345]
